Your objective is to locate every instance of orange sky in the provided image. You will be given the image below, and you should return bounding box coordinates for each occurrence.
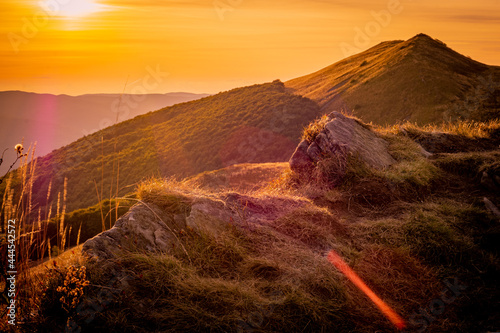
[1,0,499,95]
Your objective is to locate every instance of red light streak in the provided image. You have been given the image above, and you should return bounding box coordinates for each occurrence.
[327,250,406,330]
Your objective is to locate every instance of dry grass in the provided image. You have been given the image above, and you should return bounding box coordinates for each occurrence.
[383,118,500,138]
[10,117,500,332]
[0,140,123,332]
[183,162,289,194]
[0,144,57,332]
[301,114,329,143]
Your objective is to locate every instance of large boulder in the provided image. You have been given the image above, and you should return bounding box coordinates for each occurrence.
[289,112,396,179]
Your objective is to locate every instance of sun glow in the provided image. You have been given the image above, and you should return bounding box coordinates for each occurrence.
[53,0,104,18]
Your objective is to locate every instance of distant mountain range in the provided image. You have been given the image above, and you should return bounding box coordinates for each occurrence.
[2,81,320,214]
[0,91,209,162]
[286,33,500,125]
[1,33,499,219]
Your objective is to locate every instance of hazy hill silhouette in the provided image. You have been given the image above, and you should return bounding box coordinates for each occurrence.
[0,81,320,214]
[286,34,500,125]
[0,91,209,166]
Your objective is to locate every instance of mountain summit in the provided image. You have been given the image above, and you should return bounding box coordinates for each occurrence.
[286,33,500,124]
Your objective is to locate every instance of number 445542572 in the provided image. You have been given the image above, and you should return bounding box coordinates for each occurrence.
[7,219,16,270]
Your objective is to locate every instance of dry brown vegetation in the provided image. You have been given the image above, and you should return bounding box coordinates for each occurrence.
[7,118,498,332]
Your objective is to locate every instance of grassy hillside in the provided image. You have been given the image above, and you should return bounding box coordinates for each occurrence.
[0,90,208,170]
[0,80,320,218]
[17,119,499,333]
[286,34,500,125]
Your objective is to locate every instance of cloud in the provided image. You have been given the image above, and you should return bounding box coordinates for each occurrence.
[448,14,500,22]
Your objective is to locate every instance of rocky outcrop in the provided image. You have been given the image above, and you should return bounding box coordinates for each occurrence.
[288,140,315,174]
[289,112,396,179]
[82,193,311,261]
[82,202,187,260]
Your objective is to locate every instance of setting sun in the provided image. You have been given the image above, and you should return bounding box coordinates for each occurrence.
[50,0,104,18]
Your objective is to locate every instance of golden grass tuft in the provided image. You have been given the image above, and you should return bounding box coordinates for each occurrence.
[301,114,329,143]
[137,179,193,215]
[382,118,500,139]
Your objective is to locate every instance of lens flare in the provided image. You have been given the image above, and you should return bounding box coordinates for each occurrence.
[327,250,406,330]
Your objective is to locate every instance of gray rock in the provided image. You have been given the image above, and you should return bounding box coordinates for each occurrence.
[83,203,185,260]
[289,112,396,180]
[83,193,311,260]
[289,140,314,173]
[306,142,322,161]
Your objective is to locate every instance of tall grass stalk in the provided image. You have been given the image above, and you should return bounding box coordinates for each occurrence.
[59,178,68,253]
[76,222,82,247]
[0,143,46,331]
[101,136,104,228]
[94,179,105,232]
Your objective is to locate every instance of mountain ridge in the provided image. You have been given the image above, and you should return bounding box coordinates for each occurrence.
[286,33,499,125]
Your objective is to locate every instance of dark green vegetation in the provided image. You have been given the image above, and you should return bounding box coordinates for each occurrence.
[26,120,500,333]
[286,34,500,125]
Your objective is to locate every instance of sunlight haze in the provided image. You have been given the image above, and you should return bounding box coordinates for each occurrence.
[1,0,499,95]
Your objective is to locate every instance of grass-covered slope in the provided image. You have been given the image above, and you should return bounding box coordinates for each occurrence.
[23,118,500,333]
[0,91,209,167]
[286,34,500,125]
[0,80,320,214]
